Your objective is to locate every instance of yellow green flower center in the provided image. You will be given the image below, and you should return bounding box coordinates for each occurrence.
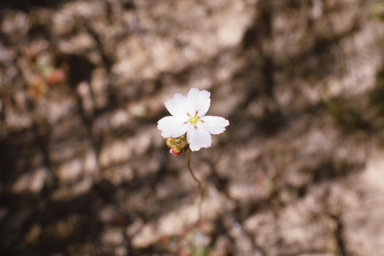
[189,114,200,125]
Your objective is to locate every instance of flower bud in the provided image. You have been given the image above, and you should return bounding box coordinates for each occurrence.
[166,137,175,148]
[170,145,184,156]
[165,134,188,156]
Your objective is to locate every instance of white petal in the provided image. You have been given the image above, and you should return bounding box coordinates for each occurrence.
[157,116,190,138]
[200,116,229,134]
[187,125,212,151]
[186,88,211,117]
[165,93,189,118]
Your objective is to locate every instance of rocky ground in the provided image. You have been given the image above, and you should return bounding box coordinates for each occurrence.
[1,0,384,255]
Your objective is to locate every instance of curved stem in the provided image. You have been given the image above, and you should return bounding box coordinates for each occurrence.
[187,150,205,222]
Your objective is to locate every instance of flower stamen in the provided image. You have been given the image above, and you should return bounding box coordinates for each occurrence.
[189,114,200,125]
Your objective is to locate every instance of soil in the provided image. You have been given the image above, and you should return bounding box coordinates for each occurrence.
[1,0,384,255]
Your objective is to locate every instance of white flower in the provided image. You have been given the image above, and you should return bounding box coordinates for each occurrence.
[158,88,229,151]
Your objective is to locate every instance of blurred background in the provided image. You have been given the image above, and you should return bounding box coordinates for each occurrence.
[1,0,384,255]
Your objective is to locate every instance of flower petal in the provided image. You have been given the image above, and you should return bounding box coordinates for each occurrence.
[186,88,211,117]
[165,93,189,118]
[200,116,229,134]
[187,125,212,151]
[158,116,190,138]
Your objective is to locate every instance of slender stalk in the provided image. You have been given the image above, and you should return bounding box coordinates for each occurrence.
[187,150,205,222]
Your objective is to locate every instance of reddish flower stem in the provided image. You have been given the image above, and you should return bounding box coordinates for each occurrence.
[187,150,205,222]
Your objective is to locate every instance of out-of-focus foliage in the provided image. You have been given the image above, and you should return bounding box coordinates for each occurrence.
[371,0,384,20]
